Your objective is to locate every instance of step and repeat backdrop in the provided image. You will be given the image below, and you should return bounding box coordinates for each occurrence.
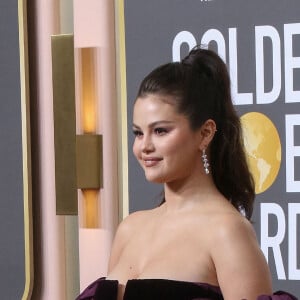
[123,0,300,295]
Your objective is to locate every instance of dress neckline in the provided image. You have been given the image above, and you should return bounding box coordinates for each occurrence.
[123,278,223,298]
[126,278,221,290]
[76,276,298,300]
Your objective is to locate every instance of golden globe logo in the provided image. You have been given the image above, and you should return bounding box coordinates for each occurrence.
[241,112,281,194]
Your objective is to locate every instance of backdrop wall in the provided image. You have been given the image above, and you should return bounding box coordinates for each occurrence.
[123,0,300,295]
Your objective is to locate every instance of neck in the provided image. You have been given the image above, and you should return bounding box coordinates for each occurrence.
[162,172,219,212]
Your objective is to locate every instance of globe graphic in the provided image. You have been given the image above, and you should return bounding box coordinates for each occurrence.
[240,112,281,194]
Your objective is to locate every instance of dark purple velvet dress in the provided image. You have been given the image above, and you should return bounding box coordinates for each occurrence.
[76,277,298,300]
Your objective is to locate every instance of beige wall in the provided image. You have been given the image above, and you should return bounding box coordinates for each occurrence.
[29,0,119,298]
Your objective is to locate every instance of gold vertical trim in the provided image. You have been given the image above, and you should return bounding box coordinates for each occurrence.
[52,34,78,215]
[18,0,34,299]
[115,0,129,219]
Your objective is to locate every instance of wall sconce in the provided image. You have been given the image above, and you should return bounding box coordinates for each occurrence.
[51,34,102,228]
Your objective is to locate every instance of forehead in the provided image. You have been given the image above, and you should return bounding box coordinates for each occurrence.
[133,94,189,128]
[134,94,177,114]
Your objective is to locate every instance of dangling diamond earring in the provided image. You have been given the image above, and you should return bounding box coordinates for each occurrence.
[202,149,210,175]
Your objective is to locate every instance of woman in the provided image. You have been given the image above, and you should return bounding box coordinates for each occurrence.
[77,47,297,300]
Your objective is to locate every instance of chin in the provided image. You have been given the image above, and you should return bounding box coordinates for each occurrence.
[145,177,164,184]
[144,173,166,184]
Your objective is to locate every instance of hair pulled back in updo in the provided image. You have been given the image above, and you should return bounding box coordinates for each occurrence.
[136,46,255,220]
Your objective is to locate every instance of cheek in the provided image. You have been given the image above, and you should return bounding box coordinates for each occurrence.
[166,139,200,165]
[162,135,194,155]
[132,140,139,159]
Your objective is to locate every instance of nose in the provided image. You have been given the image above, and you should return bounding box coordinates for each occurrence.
[141,135,154,153]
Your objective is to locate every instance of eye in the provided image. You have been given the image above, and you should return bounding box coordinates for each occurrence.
[133,129,143,137]
[154,127,169,136]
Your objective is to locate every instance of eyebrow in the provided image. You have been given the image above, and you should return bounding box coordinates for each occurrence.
[132,120,175,129]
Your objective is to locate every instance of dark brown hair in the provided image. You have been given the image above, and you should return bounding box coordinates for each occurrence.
[137,46,255,220]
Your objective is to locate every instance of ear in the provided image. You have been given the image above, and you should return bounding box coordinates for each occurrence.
[198,119,217,150]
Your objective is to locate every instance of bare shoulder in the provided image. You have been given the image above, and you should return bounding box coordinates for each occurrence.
[118,208,156,236]
[112,208,155,247]
[211,211,257,243]
[210,210,264,268]
[107,208,156,272]
[210,211,272,298]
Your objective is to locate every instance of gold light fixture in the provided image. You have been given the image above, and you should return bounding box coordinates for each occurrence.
[51,34,102,228]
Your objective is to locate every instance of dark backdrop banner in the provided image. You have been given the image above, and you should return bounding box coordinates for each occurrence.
[123,0,300,295]
[0,0,32,299]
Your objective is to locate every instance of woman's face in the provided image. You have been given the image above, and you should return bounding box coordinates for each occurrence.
[132,94,203,184]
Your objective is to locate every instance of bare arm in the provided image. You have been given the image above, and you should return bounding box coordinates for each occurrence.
[211,215,272,300]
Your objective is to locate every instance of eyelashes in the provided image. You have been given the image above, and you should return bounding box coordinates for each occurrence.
[132,127,170,137]
[154,127,169,135]
[133,129,143,137]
